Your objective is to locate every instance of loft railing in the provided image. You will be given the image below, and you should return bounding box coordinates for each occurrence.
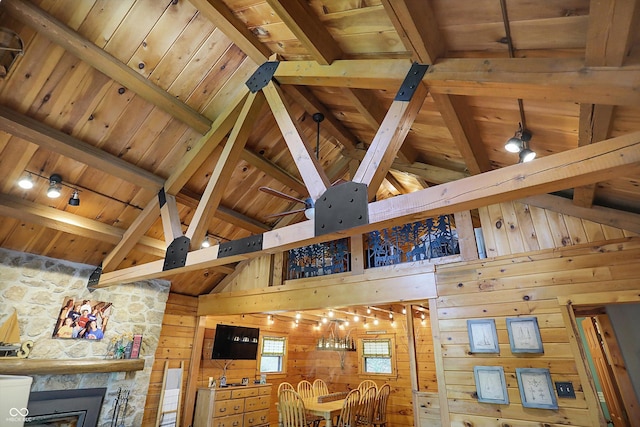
[284,215,459,280]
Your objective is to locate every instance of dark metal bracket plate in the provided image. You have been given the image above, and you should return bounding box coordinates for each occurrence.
[395,63,429,101]
[158,187,167,208]
[246,62,279,93]
[87,265,102,287]
[163,236,190,271]
[218,234,263,258]
[315,182,369,236]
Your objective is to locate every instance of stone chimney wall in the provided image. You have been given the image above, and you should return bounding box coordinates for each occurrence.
[0,247,170,426]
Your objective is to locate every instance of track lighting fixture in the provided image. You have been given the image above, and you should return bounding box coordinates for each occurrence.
[47,174,62,198]
[68,190,80,206]
[504,124,535,162]
[201,237,211,248]
[18,173,34,189]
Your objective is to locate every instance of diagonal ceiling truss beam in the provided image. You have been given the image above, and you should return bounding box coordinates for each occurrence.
[94,130,640,287]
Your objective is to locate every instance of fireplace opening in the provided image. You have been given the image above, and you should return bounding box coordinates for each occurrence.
[26,388,106,427]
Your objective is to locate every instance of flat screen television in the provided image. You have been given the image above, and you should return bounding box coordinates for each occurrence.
[211,324,260,360]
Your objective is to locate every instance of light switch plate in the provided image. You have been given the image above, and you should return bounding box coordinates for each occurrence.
[555,381,576,398]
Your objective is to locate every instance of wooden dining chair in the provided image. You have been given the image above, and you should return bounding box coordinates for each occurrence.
[356,386,377,427]
[357,380,377,393]
[279,381,295,396]
[335,389,361,427]
[279,389,308,427]
[312,379,329,396]
[297,380,323,427]
[297,380,315,398]
[372,384,391,427]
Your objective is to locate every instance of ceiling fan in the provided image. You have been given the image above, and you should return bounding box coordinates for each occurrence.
[260,112,327,220]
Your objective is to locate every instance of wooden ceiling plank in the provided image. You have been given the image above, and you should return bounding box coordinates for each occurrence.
[266,0,342,65]
[263,81,330,201]
[160,192,183,247]
[240,148,307,195]
[0,105,164,191]
[0,192,166,257]
[186,91,267,249]
[102,196,161,272]
[2,0,212,134]
[274,58,640,106]
[521,194,640,234]
[96,131,640,286]
[188,0,271,64]
[165,90,249,193]
[283,85,359,153]
[575,0,635,207]
[431,93,492,175]
[380,0,445,64]
[352,83,428,200]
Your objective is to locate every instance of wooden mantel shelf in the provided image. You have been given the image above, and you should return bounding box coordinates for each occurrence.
[0,358,145,375]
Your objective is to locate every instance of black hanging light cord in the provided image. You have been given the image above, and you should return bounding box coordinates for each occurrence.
[312,112,325,160]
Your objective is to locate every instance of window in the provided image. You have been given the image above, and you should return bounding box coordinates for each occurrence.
[358,334,396,376]
[259,336,287,373]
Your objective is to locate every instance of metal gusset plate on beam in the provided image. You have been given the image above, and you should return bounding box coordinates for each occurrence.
[163,236,190,271]
[315,182,369,236]
[218,234,264,258]
[158,187,167,208]
[395,63,429,101]
[87,265,102,287]
[246,62,279,93]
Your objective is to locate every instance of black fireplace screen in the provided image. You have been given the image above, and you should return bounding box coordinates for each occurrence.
[26,388,106,427]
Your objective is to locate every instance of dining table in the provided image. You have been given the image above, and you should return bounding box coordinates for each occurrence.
[302,397,345,427]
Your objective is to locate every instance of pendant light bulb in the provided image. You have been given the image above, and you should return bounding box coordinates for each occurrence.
[18,173,34,189]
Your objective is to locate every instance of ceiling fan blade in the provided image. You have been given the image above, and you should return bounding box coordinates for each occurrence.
[264,208,307,219]
[259,186,306,204]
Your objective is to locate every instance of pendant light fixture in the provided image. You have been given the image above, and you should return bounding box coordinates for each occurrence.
[47,174,63,198]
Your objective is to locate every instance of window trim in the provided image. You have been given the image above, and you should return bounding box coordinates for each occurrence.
[258,334,288,375]
[357,333,397,378]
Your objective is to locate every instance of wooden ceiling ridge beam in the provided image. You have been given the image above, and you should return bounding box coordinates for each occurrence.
[573,0,637,208]
[240,148,306,196]
[274,58,640,106]
[263,81,330,201]
[96,130,640,287]
[186,91,267,249]
[265,0,342,65]
[2,0,211,134]
[0,105,164,191]
[0,192,166,257]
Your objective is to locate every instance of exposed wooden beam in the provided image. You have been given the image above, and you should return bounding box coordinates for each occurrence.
[521,193,640,234]
[0,105,163,191]
[283,85,359,153]
[263,81,330,201]
[160,193,183,247]
[188,0,271,64]
[96,131,640,286]
[380,0,445,64]
[266,0,342,65]
[430,93,492,175]
[186,91,267,249]
[214,205,271,234]
[0,193,166,257]
[349,148,469,184]
[274,58,640,106]
[574,0,636,207]
[353,83,428,200]
[2,0,211,134]
[240,148,306,196]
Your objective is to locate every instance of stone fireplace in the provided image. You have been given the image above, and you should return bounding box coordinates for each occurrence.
[0,248,172,426]
[26,388,106,427]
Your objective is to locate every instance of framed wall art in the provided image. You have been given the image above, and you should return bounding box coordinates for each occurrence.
[516,368,558,409]
[467,319,500,353]
[506,317,544,353]
[473,366,509,404]
[52,297,112,340]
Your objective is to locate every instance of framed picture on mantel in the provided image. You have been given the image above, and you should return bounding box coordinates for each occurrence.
[52,297,112,340]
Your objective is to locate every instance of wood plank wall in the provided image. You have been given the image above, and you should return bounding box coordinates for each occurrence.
[196,312,437,427]
[142,293,199,426]
[432,201,640,427]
